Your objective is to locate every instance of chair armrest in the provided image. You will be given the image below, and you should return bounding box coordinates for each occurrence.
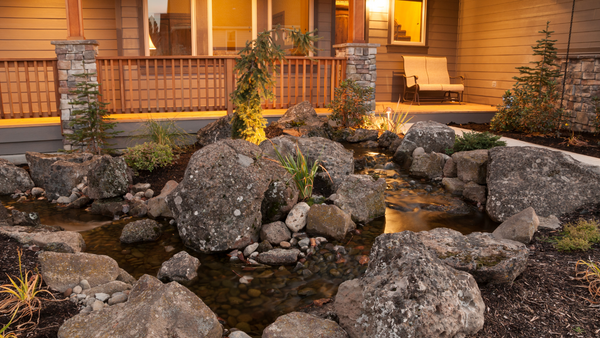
[449,75,464,84]
[400,74,419,82]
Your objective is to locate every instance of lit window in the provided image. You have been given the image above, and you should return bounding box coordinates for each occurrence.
[148,0,192,56]
[390,0,427,46]
[212,0,253,55]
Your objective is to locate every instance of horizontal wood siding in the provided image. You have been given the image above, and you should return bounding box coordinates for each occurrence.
[315,0,334,57]
[456,0,600,105]
[370,0,460,103]
[120,0,142,56]
[82,0,118,56]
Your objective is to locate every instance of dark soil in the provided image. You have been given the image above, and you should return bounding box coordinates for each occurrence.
[0,235,79,338]
[449,122,600,159]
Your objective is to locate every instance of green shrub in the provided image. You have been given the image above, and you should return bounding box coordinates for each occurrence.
[446,131,506,155]
[554,219,600,252]
[328,79,374,128]
[491,22,563,134]
[123,142,174,172]
[131,118,191,151]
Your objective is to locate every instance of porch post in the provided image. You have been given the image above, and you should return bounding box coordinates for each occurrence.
[65,0,85,40]
[51,40,99,151]
[348,0,366,43]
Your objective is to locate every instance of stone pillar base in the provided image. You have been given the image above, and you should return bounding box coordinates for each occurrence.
[51,40,99,151]
[333,43,380,110]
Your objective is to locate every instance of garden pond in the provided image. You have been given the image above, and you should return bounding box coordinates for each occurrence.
[0,144,498,337]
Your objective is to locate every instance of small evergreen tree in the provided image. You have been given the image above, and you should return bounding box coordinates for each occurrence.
[491,21,563,134]
[65,67,119,154]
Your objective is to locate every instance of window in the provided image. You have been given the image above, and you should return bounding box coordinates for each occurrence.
[148,0,192,55]
[212,0,253,55]
[389,0,426,46]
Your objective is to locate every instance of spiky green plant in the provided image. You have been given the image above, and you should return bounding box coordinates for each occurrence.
[271,143,320,200]
[130,118,191,151]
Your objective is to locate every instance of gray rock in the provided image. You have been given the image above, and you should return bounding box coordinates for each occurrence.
[25,152,94,189]
[243,243,259,257]
[261,166,299,223]
[256,248,301,265]
[147,180,178,218]
[263,312,348,338]
[463,181,487,205]
[11,209,41,227]
[486,146,600,222]
[418,227,529,284]
[89,197,127,218]
[0,226,85,253]
[82,281,132,296]
[72,285,82,294]
[46,157,98,199]
[108,292,128,305]
[86,155,131,200]
[276,101,332,138]
[229,331,252,338]
[56,196,71,204]
[196,114,232,147]
[95,293,110,302]
[331,174,386,224]
[131,183,151,193]
[38,252,120,293]
[0,158,34,195]
[538,215,561,230]
[120,219,163,244]
[443,157,457,177]
[144,189,154,199]
[91,300,104,311]
[116,268,137,285]
[377,130,400,150]
[492,207,539,244]
[393,121,455,166]
[409,152,445,179]
[67,196,91,209]
[57,275,222,338]
[306,204,355,241]
[257,240,273,253]
[261,221,291,245]
[157,251,201,283]
[80,279,91,290]
[452,149,489,184]
[441,177,465,195]
[31,187,45,197]
[166,139,271,253]
[260,136,354,188]
[334,231,484,338]
[346,128,378,143]
[285,202,310,232]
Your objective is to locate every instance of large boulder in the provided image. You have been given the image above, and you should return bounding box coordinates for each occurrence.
[263,312,348,338]
[120,219,163,244]
[276,101,332,138]
[57,275,222,338]
[0,159,34,195]
[46,157,99,199]
[166,139,271,253]
[260,136,354,188]
[86,155,131,200]
[486,146,600,222]
[197,114,232,147]
[409,152,445,179]
[306,204,355,241]
[156,251,201,283]
[393,121,455,166]
[452,149,488,184]
[417,227,529,284]
[0,226,86,253]
[0,201,9,226]
[492,207,539,244]
[147,180,178,218]
[330,174,386,224]
[334,232,484,338]
[38,252,120,293]
[25,152,94,189]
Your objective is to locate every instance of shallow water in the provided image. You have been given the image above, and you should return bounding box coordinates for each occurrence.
[1,145,498,337]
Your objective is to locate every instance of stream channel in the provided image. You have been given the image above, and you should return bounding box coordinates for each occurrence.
[1,144,498,337]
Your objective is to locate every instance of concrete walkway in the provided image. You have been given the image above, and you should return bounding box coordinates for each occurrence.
[450,127,600,168]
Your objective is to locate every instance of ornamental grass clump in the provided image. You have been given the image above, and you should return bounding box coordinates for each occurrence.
[271,143,320,201]
[0,308,18,338]
[123,142,174,172]
[130,118,191,152]
[576,259,600,302]
[446,131,506,155]
[0,249,53,330]
[554,219,600,252]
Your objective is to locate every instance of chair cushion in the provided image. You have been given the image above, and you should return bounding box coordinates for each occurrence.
[426,57,450,85]
[418,84,444,91]
[441,84,465,92]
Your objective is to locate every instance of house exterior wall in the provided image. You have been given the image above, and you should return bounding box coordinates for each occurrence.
[456,0,600,106]
[367,0,460,103]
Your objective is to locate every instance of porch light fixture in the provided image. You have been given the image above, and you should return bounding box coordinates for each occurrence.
[149,35,157,50]
[367,0,388,12]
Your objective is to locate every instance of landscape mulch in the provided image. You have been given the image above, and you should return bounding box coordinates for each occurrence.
[0,235,78,338]
[449,122,600,159]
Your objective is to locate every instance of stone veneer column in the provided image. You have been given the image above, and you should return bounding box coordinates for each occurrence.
[333,43,380,110]
[51,40,99,151]
[557,55,600,132]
